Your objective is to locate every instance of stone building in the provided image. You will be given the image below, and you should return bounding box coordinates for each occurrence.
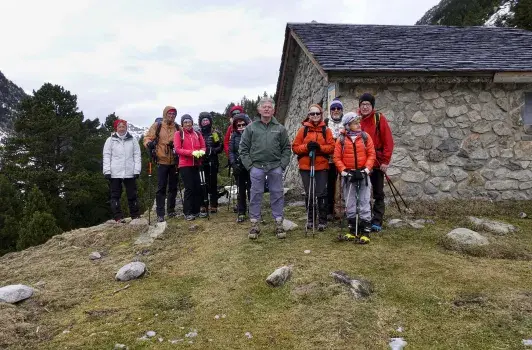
[275,23,532,201]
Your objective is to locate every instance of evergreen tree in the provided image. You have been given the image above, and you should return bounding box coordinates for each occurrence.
[509,0,532,30]
[0,174,23,254]
[16,185,61,250]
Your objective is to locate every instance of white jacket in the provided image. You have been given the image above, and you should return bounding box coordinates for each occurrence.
[103,132,141,178]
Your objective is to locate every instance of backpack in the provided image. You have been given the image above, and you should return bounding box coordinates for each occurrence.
[150,119,181,163]
[303,125,327,140]
[338,131,369,156]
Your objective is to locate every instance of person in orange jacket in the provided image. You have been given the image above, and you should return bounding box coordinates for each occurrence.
[333,112,376,243]
[292,104,335,231]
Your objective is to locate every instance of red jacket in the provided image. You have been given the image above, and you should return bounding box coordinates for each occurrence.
[174,128,206,167]
[360,111,394,166]
[224,125,232,157]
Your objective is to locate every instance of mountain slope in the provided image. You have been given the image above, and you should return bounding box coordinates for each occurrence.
[416,0,519,27]
[0,71,28,141]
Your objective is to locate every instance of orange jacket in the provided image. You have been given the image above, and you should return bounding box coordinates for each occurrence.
[292,119,335,171]
[333,132,376,173]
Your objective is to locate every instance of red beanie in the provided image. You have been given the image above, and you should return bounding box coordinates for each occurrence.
[113,119,127,131]
[229,105,244,116]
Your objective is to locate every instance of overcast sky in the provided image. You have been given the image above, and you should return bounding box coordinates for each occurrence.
[1,0,440,127]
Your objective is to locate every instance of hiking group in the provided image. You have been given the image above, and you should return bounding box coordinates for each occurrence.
[102,94,394,244]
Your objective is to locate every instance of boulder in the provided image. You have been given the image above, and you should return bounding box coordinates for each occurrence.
[115,262,146,281]
[446,228,489,246]
[330,271,373,299]
[282,219,298,231]
[89,252,102,260]
[468,216,516,235]
[0,284,34,303]
[266,265,293,287]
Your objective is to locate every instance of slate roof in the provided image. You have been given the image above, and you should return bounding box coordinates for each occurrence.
[288,23,532,72]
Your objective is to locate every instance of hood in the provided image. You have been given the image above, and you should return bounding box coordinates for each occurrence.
[232,113,251,130]
[199,111,213,134]
[163,105,177,117]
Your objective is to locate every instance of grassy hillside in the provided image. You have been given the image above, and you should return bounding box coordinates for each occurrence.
[2,198,532,349]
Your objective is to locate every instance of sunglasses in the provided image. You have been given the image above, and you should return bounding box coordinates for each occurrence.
[331,107,342,111]
[236,123,246,127]
[308,112,322,116]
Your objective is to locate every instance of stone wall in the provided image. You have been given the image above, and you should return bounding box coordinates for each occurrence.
[282,49,327,189]
[283,78,532,201]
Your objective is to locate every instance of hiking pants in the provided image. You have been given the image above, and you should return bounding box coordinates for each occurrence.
[204,161,219,208]
[370,169,385,226]
[110,178,140,220]
[342,176,371,222]
[156,164,178,217]
[236,169,251,215]
[249,166,284,221]
[327,164,338,215]
[180,166,202,216]
[300,170,327,198]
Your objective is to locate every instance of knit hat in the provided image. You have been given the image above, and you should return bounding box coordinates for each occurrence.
[329,98,343,110]
[229,105,244,117]
[232,113,250,129]
[181,114,193,125]
[113,119,127,131]
[198,111,212,125]
[359,93,375,108]
[342,112,361,127]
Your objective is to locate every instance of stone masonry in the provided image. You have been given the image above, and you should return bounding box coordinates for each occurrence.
[282,51,532,200]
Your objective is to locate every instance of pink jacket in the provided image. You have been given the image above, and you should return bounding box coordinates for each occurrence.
[174,128,206,167]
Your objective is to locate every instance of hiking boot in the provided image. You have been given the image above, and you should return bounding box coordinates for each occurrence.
[199,207,208,218]
[237,214,246,223]
[209,206,218,214]
[338,233,356,241]
[185,214,195,221]
[361,220,372,234]
[358,235,370,244]
[157,216,165,223]
[317,197,328,232]
[167,212,178,219]
[371,224,382,232]
[248,219,260,240]
[275,218,286,239]
[115,218,126,223]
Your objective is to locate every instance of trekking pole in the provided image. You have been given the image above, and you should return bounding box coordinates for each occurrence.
[305,150,315,237]
[385,173,409,211]
[340,178,353,240]
[310,151,316,237]
[199,165,210,220]
[227,165,232,212]
[355,179,361,240]
[148,161,152,226]
[176,169,184,209]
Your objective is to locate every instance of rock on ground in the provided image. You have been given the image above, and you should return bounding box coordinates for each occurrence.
[447,228,489,246]
[134,221,167,245]
[266,265,293,287]
[468,216,516,235]
[89,252,101,260]
[115,262,146,281]
[0,284,34,303]
[130,218,149,226]
[282,219,298,231]
[330,271,373,299]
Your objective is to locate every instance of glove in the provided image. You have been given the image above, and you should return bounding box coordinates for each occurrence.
[134,174,139,179]
[104,174,111,180]
[363,168,370,175]
[307,141,320,152]
[341,171,348,177]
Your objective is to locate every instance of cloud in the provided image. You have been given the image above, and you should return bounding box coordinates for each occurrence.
[0,0,440,127]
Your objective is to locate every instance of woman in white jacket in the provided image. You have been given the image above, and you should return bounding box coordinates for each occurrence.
[103,119,141,222]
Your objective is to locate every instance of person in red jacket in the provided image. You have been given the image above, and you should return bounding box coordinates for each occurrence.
[224,105,245,157]
[175,114,207,221]
[333,112,376,243]
[358,93,394,232]
[292,104,335,231]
